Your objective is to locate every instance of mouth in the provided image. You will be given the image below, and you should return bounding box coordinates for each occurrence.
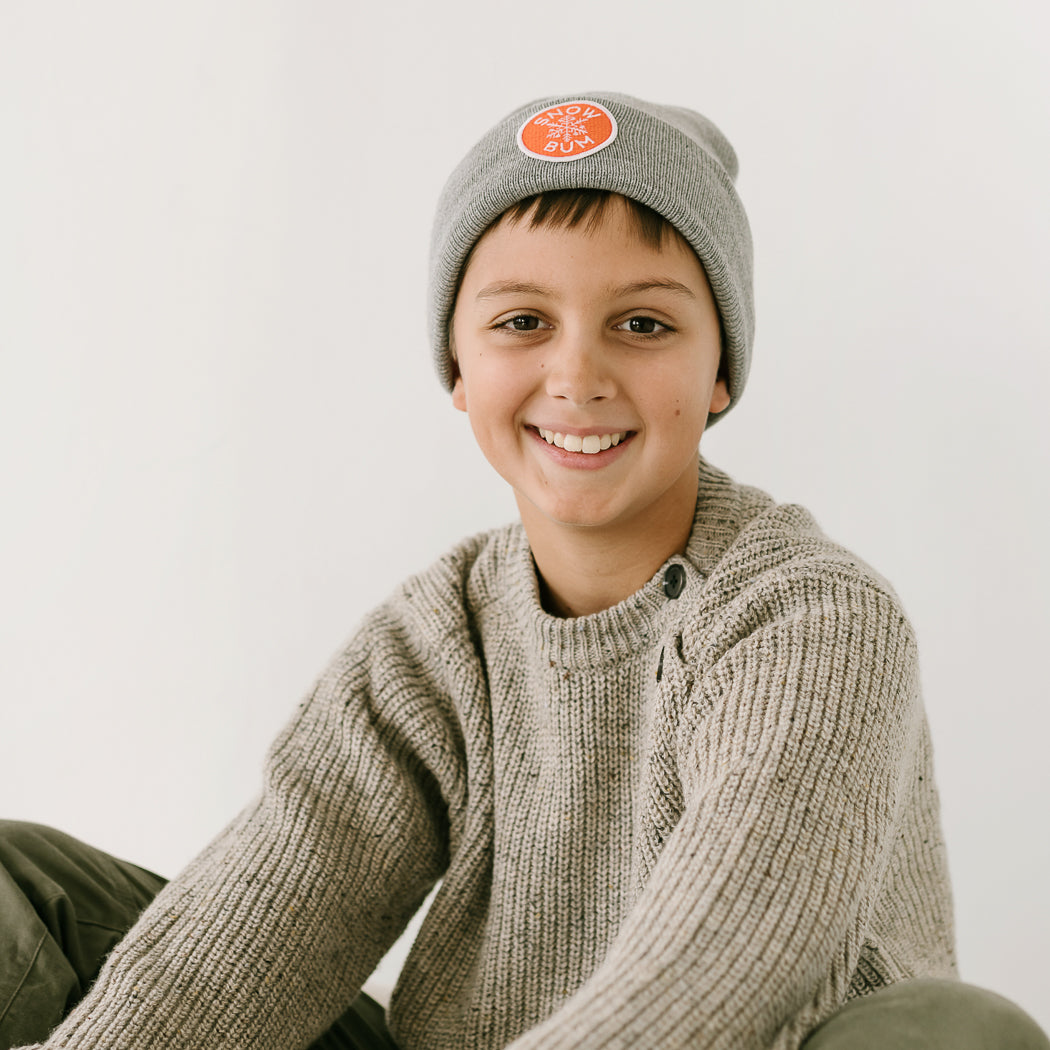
[534,427,632,455]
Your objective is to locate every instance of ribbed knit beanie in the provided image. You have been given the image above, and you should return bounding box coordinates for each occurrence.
[428,91,754,420]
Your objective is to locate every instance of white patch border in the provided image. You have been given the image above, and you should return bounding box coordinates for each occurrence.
[516,99,619,164]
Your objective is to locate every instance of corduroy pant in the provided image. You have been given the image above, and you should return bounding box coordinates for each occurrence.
[0,822,1046,1050]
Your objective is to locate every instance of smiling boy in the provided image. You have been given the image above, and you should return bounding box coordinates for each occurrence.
[4,93,1048,1050]
[450,192,728,618]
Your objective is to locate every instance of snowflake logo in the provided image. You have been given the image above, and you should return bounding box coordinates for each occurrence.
[546,113,594,144]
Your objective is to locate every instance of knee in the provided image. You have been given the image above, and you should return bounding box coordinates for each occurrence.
[0,819,57,859]
[0,819,63,845]
[0,821,82,869]
[803,980,1050,1050]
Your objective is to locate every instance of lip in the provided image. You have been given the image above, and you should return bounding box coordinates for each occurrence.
[525,425,635,469]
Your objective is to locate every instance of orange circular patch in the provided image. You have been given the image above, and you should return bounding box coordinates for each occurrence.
[517,100,618,163]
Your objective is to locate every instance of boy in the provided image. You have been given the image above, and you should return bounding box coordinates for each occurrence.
[2,92,1046,1050]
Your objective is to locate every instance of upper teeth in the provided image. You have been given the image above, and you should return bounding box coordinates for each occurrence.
[537,428,627,454]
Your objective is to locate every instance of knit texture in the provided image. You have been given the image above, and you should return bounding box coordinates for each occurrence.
[22,460,955,1050]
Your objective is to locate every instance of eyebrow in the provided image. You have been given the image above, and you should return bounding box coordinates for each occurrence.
[474,278,698,302]
[475,281,552,301]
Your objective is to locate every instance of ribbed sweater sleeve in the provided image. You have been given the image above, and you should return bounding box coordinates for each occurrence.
[506,569,922,1050]
[28,606,456,1050]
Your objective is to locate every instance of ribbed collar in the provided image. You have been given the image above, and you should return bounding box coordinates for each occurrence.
[502,458,746,671]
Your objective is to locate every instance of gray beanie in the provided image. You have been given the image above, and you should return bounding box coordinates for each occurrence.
[428,91,755,421]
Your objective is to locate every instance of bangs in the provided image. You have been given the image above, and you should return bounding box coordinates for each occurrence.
[502,189,672,250]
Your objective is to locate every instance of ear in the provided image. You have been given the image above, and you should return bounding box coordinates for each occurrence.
[451,375,468,413]
[708,377,731,415]
[448,325,468,413]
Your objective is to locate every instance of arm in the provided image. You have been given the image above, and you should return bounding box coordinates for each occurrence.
[33,607,456,1050]
[508,572,922,1050]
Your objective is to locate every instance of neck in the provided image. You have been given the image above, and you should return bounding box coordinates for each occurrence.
[517,462,700,618]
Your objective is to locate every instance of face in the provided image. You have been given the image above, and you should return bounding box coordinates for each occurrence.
[451,197,729,544]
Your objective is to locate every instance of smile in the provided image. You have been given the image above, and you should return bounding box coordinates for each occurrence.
[536,428,629,454]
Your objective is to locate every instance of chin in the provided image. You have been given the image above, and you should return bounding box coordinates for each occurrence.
[520,492,626,531]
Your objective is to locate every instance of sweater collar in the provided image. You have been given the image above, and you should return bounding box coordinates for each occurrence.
[506,458,745,671]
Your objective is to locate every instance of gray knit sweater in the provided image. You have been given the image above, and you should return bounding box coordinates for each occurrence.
[29,460,956,1050]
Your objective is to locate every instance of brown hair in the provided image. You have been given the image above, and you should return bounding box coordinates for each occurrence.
[500,188,674,249]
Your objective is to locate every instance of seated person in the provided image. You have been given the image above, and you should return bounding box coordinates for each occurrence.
[2,93,1047,1050]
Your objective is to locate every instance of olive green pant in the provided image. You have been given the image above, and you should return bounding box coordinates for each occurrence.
[1,821,1046,1049]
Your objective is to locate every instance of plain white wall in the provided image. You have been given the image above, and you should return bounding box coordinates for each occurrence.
[2,0,1048,1027]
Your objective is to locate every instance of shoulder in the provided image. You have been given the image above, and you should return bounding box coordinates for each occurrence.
[306,522,524,737]
[346,520,529,662]
[662,473,925,779]
[684,463,915,668]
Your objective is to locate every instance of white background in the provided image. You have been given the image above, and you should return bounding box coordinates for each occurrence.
[2,0,1048,1030]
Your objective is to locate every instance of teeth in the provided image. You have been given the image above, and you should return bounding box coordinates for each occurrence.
[537,428,628,454]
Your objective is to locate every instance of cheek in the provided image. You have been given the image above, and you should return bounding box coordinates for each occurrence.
[456,367,521,448]
[461,353,532,408]
[635,360,709,420]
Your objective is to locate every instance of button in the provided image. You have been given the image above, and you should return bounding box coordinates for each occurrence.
[663,563,686,599]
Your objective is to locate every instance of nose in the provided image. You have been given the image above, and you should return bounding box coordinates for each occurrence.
[544,329,615,404]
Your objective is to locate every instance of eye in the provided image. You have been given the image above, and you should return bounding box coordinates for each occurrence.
[496,314,546,332]
[616,316,673,336]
